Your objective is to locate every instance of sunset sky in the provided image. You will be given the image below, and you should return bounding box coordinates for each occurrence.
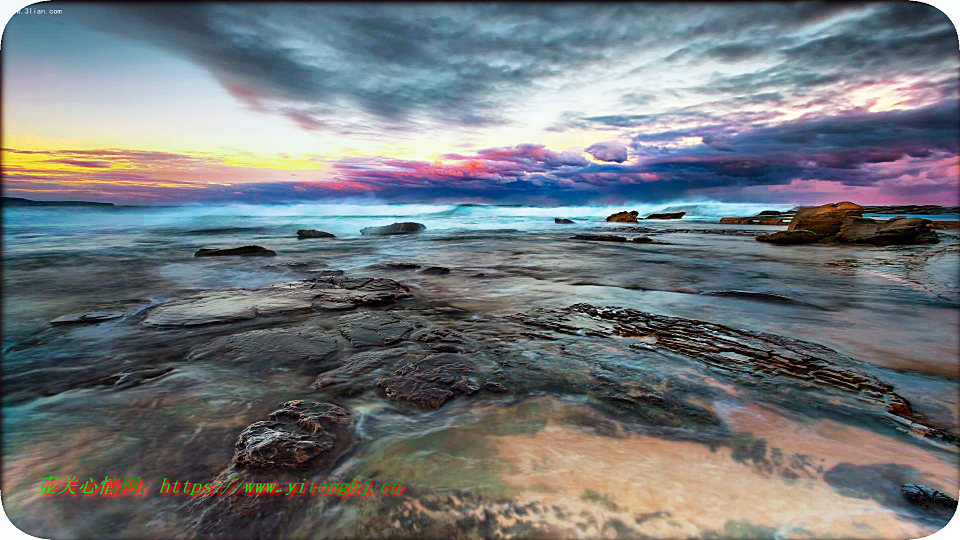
[2,2,958,205]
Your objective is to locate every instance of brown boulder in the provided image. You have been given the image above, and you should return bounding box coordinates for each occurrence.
[606,210,639,223]
[787,201,862,237]
[835,216,939,246]
[755,230,820,244]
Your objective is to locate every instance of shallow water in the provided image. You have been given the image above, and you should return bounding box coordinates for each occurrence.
[2,203,958,538]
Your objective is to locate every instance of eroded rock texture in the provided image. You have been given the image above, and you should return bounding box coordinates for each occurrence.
[835,216,939,246]
[376,353,478,408]
[787,201,862,238]
[510,303,957,444]
[234,400,351,470]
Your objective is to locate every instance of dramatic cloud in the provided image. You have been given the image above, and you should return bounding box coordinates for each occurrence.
[4,2,958,205]
[585,142,628,163]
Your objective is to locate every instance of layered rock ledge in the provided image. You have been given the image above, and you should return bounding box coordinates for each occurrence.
[142,276,411,327]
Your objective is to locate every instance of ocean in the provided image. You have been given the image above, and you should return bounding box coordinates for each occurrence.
[2,201,958,538]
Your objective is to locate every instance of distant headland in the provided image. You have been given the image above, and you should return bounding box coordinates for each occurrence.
[3,197,115,207]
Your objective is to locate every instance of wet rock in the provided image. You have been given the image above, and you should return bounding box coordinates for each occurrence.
[510,303,930,431]
[261,261,325,272]
[756,230,820,244]
[339,311,416,347]
[571,234,627,242]
[483,381,508,393]
[370,263,421,270]
[195,245,277,257]
[412,327,464,344]
[310,277,412,311]
[376,353,474,408]
[421,266,450,275]
[51,311,124,326]
[187,327,339,370]
[360,222,426,236]
[233,400,350,470]
[555,218,575,224]
[606,210,639,223]
[902,483,959,512]
[296,229,335,239]
[644,212,685,220]
[632,236,653,243]
[307,269,345,276]
[314,348,411,388]
[453,376,480,395]
[787,201,862,238]
[143,277,409,327]
[95,367,176,389]
[834,216,939,246]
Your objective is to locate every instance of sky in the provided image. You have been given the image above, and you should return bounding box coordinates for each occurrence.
[2,2,959,206]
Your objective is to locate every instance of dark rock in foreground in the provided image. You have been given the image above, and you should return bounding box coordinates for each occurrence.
[756,230,820,244]
[788,201,862,238]
[554,218,575,224]
[233,400,351,470]
[360,222,426,236]
[632,236,653,243]
[376,353,475,408]
[606,210,639,223]
[902,484,959,512]
[195,245,277,257]
[835,216,939,246]
[571,234,627,242]
[296,229,335,239]
[644,211,685,219]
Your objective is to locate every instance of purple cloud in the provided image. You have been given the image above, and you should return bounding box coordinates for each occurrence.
[585,141,628,163]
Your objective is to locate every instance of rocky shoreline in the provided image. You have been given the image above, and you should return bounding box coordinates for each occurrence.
[3,211,958,539]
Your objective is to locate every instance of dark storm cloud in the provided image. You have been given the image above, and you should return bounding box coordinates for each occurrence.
[19,2,955,205]
[69,2,907,137]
